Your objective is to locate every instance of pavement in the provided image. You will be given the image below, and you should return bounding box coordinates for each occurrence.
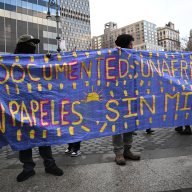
[0,128,192,192]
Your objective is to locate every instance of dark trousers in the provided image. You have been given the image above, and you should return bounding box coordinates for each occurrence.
[68,142,81,152]
[19,146,55,171]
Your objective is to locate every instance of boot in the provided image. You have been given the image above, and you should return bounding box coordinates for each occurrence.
[180,126,192,135]
[115,154,126,165]
[146,129,155,134]
[124,149,140,160]
[45,165,63,176]
[17,170,35,182]
[175,126,183,132]
[132,132,137,135]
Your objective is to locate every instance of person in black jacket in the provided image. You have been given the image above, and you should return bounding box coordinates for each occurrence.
[14,34,63,182]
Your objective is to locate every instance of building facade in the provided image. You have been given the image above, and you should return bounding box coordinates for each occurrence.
[0,0,91,54]
[92,20,164,51]
[60,0,91,51]
[157,22,180,51]
[92,35,102,50]
[0,0,60,54]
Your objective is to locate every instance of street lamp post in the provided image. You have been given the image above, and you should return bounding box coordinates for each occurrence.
[46,0,61,53]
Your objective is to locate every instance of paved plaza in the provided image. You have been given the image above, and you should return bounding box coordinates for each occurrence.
[0,128,192,192]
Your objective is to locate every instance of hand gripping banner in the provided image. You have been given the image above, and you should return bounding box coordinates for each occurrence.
[0,49,192,150]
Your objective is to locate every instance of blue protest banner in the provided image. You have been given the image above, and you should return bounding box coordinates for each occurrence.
[0,49,192,150]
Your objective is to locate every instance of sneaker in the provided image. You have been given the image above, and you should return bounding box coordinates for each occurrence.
[115,154,126,165]
[71,150,81,157]
[65,148,72,155]
[124,150,140,160]
[45,165,63,176]
[16,170,35,182]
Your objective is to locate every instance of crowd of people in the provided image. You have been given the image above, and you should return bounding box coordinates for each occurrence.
[13,33,192,182]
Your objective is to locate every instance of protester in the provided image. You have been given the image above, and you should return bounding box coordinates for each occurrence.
[175,125,192,135]
[14,34,63,182]
[112,34,141,165]
[65,141,81,157]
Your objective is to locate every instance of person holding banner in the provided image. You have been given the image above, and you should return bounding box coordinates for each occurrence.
[113,34,141,165]
[14,34,63,182]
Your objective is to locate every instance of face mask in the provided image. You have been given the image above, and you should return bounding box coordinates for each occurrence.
[26,42,37,48]
[23,44,36,53]
[15,43,36,54]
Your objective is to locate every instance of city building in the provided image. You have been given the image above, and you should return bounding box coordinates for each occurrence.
[0,0,60,54]
[0,0,91,54]
[157,22,180,51]
[92,35,102,50]
[92,20,164,51]
[60,0,91,51]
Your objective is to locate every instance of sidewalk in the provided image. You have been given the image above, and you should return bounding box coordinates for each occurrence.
[0,128,192,192]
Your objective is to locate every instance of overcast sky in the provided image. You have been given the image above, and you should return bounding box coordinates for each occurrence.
[89,0,192,38]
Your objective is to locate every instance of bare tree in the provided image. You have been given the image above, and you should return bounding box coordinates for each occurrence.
[186,39,192,51]
[180,37,192,51]
[180,37,188,51]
